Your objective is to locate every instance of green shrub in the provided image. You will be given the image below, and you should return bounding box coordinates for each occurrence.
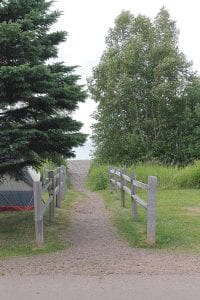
[128,163,179,189]
[177,161,200,188]
[87,163,108,191]
[39,159,67,184]
[88,160,200,191]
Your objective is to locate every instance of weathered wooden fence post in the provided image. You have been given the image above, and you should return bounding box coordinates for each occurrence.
[114,167,119,200]
[48,170,55,223]
[131,173,138,220]
[56,167,62,208]
[120,166,126,207]
[108,166,113,193]
[61,165,66,201]
[147,176,157,245]
[33,181,43,247]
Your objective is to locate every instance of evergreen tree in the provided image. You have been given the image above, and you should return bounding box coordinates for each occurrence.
[89,8,199,165]
[0,0,87,175]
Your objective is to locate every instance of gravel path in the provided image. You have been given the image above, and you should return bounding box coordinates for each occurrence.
[1,274,200,300]
[0,159,200,277]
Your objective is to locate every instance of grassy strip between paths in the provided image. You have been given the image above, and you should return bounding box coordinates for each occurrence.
[0,189,79,258]
[101,189,200,253]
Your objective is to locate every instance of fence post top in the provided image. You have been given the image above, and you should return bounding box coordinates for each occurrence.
[33,180,42,186]
[148,175,157,181]
[130,173,136,180]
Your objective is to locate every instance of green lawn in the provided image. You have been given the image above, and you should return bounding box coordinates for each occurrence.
[0,189,78,258]
[101,189,200,253]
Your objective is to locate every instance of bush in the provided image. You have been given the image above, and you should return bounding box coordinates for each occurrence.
[177,161,200,188]
[39,159,67,184]
[129,161,200,189]
[87,161,200,191]
[128,163,179,189]
[87,163,108,191]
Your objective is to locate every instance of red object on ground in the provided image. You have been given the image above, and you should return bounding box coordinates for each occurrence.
[0,206,34,211]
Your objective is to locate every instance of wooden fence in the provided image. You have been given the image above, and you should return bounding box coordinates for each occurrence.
[33,165,66,247]
[109,166,157,245]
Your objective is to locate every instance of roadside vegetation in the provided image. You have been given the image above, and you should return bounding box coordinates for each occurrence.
[87,161,200,253]
[0,189,78,258]
[87,7,200,253]
[88,161,200,191]
[89,9,200,167]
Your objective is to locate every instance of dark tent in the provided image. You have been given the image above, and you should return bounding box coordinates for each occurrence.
[0,168,40,211]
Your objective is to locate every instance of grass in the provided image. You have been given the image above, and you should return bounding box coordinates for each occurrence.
[128,161,200,189]
[87,161,200,253]
[87,163,109,191]
[128,163,179,189]
[0,189,78,258]
[102,188,200,253]
[87,160,200,190]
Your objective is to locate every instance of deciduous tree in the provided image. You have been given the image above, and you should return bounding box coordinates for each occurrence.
[89,8,199,166]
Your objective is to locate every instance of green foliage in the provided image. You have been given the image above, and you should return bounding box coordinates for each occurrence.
[128,163,179,189]
[89,162,200,252]
[177,161,200,188]
[0,0,87,176]
[39,159,59,172]
[129,161,200,189]
[0,189,78,257]
[87,161,200,190]
[87,162,109,191]
[102,189,200,252]
[39,158,67,185]
[88,8,200,166]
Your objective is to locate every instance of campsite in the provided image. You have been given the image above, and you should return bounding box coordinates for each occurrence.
[0,0,200,299]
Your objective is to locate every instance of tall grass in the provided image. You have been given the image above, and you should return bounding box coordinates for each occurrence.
[130,161,200,189]
[88,160,200,191]
[87,163,108,191]
[177,161,200,188]
[128,163,179,189]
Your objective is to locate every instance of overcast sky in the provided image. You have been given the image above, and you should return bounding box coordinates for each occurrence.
[52,0,200,137]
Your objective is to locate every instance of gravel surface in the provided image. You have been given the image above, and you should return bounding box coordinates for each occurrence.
[0,159,200,277]
[1,274,200,300]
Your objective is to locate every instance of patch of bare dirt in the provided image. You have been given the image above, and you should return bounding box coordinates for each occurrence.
[0,160,200,277]
[183,207,200,216]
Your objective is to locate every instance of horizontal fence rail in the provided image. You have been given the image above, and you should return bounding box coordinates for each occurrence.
[109,166,157,245]
[33,165,67,247]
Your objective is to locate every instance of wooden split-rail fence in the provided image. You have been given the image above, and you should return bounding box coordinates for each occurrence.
[33,165,66,247]
[109,166,157,245]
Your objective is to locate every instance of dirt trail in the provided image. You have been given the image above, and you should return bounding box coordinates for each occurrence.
[0,160,200,277]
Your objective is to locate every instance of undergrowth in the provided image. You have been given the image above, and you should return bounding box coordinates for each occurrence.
[87,160,200,190]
